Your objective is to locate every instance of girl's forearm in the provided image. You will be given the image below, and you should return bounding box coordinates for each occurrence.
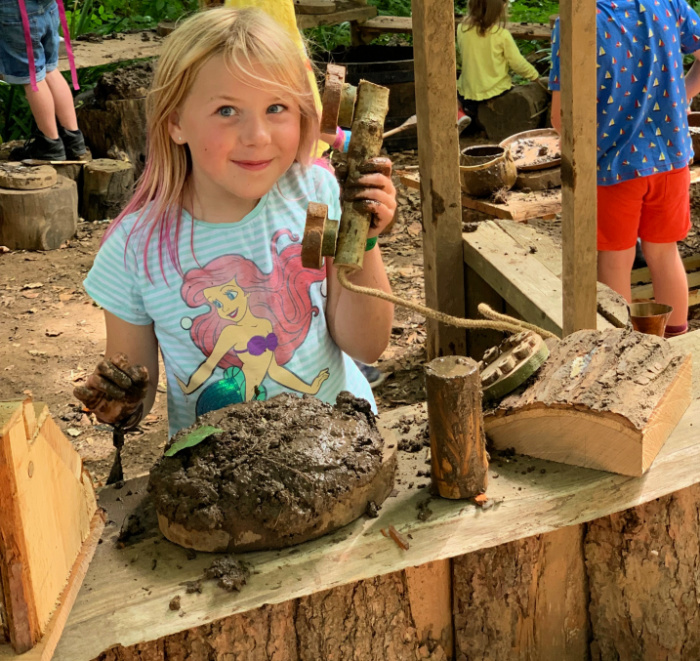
[328,248,394,363]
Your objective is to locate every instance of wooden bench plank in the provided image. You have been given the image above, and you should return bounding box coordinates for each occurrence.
[463,220,615,334]
[355,16,552,41]
[43,385,700,660]
[296,1,376,28]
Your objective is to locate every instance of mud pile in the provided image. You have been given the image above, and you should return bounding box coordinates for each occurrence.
[149,392,395,552]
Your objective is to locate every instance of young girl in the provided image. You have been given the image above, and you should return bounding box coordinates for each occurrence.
[73,7,396,438]
[456,0,540,130]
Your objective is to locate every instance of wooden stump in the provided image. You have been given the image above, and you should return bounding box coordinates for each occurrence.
[586,483,700,660]
[453,526,589,661]
[0,163,56,190]
[0,177,78,250]
[425,356,488,499]
[82,159,134,221]
[484,329,692,476]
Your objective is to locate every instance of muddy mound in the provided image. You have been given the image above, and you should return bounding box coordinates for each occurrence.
[148,392,396,552]
[95,61,155,102]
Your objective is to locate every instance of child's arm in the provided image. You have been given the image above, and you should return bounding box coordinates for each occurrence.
[325,161,396,364]
[502,31,540,81]
[74,312,160,426]
[686,50,700,103]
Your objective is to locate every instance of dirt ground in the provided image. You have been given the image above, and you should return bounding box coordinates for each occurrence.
[3,144,700,485]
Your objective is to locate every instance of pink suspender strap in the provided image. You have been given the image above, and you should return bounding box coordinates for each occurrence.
[16,0,79,92]
[55,0,79,90]
[17,0,38,91]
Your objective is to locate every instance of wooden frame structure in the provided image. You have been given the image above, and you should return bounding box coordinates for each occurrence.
[30,1,700,659]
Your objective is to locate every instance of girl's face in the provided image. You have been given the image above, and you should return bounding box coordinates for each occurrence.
[204,277,249,322]
[169,54,302,220]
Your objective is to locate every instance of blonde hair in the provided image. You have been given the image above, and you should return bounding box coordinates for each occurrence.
[108,7,320,279]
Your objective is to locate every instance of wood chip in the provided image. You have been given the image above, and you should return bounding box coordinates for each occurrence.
[382,525,410,551]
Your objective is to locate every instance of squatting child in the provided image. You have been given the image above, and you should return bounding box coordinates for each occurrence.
[456,0,540,131]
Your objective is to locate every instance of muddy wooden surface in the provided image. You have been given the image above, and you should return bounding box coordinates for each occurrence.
[47,379,700,660]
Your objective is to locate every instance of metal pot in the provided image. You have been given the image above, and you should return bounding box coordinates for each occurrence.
[459,145,518,198]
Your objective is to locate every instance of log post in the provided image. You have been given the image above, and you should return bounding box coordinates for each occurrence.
[425,355,488,499]
[334,80,390,271]
[82,159,135,221]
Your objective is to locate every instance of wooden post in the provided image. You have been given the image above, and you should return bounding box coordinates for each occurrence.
[425,356,488,499]
[559,0,597,335]
[412,0,467,359]
[82,159,135,222]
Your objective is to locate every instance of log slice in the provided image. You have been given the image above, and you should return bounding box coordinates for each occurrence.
[149,392,397,552]
[0,163,56,190]
[484,329,692,476]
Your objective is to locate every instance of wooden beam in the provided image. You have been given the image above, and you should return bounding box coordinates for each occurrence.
[559,0,598,334]
[296,1,376,28]
[411,0,466,358]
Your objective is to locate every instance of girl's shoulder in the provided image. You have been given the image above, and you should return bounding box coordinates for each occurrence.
[277,162,340,201]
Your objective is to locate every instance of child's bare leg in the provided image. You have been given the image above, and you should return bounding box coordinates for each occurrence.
[22,80,59,138]
[45,69,78,131]
[597,247,636,302]
[641,240,688,327]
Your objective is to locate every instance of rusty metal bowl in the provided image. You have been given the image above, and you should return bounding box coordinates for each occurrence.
[459,145,517,198]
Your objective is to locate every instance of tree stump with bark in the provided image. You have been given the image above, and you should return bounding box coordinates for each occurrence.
[82,159,135,221]
[425,356,488,499]
[484,329,692,476]
[76,62,154,177]
[0,176,78,250]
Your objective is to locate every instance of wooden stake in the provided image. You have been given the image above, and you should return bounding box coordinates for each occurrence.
[425,356,488,499]
[334,80,389,271]
[559,0,597,334]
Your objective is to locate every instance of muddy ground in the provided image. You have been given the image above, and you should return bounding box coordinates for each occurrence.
[2,146,700,485]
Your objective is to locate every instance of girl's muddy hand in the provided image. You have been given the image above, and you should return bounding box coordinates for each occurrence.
[73,353,149,427]
[344,157,397,236]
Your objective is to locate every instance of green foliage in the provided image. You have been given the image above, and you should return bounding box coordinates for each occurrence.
[508,0,559,24]
[65,0,198,37]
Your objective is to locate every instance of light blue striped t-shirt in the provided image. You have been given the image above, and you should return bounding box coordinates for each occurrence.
[84,164,375,438]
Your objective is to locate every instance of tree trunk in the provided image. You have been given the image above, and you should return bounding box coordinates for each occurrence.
[453,526,590,661]
[0,177,78,250]
[586,482,700,661]
[82,159,135,221]
[94,570,450,661]
[485,329,692,476]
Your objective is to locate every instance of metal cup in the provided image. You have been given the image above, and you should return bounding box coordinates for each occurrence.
[629,302,673,338]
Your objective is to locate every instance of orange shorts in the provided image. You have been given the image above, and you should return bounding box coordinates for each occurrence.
[597,167,691,251]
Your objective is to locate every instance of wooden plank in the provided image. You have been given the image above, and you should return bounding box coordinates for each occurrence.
[462,220,614,336]
[632,270,700,301]
[631,254,700,286]
[0,511,105,661]
[400,172,561,221]
[559,0,598,334]
[0,401,99,656]
[411,0,466,358]
[50,387,700,660]
[355,15,552,41]
[295,1,376,28]
[58,33,161,72]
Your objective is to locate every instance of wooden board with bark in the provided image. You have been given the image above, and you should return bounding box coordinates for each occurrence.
[485,329,692,476]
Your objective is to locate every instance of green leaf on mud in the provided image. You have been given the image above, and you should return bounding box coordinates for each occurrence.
[165,425,223,457]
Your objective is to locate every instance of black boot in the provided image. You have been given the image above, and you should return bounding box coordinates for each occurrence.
[59,126,88,160]
[9,132,66,162]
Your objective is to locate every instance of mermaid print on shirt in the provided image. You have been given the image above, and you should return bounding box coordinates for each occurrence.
[176,229,330,416]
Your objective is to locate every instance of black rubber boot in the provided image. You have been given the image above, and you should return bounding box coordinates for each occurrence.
[9,132,66,162]
[59,126,88,160]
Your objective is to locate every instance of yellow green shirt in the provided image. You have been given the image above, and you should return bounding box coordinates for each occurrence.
[456,23,539,101]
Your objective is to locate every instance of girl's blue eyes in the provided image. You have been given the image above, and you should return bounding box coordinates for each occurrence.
[213,300,223,309]
[225,289,238,300]
[216,104,286,117]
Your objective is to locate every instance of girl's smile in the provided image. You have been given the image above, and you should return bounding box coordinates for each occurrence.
[168,54,302,224]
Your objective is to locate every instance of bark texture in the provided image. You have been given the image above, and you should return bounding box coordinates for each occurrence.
[586,483,700,661]
[82,159,135,221]
[95,571,448,661]
[453,526,589,661]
